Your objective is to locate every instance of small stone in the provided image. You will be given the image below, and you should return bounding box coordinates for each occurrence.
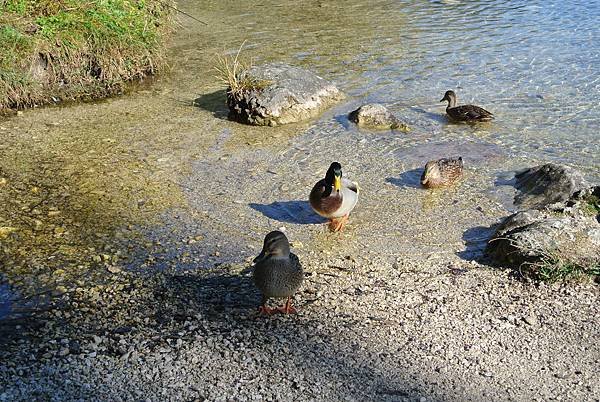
[107,265,122,274]
[522,314,538,327]
[0,227,17,239]
[348,103,410,131]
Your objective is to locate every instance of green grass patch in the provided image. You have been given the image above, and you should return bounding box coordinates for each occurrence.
[0,0,174,111]
[581,195,600,216]
[521,251,600,283]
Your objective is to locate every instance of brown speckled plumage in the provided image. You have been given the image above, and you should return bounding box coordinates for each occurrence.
[441,90,493,122]
[252,231,303,314]
[421,157,464,188]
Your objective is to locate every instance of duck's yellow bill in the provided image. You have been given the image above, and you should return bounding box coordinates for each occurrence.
[334,176,342,192]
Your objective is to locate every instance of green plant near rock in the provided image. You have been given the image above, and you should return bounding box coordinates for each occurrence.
[581,195,600,216]
[0,0,174,112]
[519,248,600,283]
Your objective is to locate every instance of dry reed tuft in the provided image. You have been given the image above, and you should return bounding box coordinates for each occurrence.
[213,41,270,97]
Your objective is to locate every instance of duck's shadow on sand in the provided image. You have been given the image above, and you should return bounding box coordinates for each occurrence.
[249,201,327,224]
[386,168,424,189]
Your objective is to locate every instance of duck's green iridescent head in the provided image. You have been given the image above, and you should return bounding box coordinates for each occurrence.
[325,162,343,192]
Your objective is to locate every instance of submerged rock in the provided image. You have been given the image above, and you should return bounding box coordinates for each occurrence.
[226,62,344,126]
[513,163,587,210]
[348,104,409,131]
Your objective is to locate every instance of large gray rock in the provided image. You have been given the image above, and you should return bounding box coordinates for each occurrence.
[348,104,409,131]
[513,163,588,210]
[226,63,345,126]
[486,184,600,273]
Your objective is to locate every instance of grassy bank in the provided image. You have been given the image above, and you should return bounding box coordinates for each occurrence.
[0,0,173,112]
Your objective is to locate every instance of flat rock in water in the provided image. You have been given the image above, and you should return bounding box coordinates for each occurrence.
[513,163,587,210]
[227,62,345,126]
[348,104,409,131]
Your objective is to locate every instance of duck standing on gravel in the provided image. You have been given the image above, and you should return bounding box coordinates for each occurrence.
[309,162,359,232]
[420,157,464,188]
[440,90,494,122]
[252,231,304,315]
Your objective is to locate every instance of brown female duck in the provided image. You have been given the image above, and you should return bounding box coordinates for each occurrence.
[309,162,359,232]
[253,231,303,315]
[421,157,464,188]
[440,90,493,122]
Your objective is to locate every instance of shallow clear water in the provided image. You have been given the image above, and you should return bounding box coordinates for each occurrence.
[0,0,598,297]
[179,0,600,178]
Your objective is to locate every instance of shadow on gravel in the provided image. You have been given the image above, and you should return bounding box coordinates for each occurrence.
[193,90,230,120]
[249,201,327,224]
[386,167,423,189]
[457,224,497,262]
[154,270,430,400]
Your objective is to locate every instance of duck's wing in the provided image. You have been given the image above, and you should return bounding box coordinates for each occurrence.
[336,178,359,217]
[449,105,494,121]
[438,157,463,170]
[438,157,464,183]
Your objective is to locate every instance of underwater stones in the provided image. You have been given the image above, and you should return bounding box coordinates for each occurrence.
[226,62,344,126]
[348,103,409,131]
[513,163,588,210]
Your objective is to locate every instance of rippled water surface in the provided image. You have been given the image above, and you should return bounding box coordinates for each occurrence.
[180,0,600,175]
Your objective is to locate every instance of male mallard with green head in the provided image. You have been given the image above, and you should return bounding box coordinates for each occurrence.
[421,157,464,188]
[253,231,303,315]
[440,90,493,122]
[309,162,359,232]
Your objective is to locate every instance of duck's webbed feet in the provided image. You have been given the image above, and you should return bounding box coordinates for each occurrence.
[328,214,349,232]
[275,297,297,314]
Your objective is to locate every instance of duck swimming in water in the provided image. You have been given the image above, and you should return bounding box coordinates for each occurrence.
[440,90,493,122]
[421,157,464,188]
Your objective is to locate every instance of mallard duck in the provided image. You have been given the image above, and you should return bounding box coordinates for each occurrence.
[309,162,359,232]
[420,157,464,188]
[253,231,303,315]
[440,90,493,122]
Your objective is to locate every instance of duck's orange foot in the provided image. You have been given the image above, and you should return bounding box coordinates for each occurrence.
[258,305,276,315]
[328,214,349,232]
[275,297,297,314]
[275,304,297,314]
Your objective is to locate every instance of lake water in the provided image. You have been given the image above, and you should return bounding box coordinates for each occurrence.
[0,0,598,303]
[179,0,599,178]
